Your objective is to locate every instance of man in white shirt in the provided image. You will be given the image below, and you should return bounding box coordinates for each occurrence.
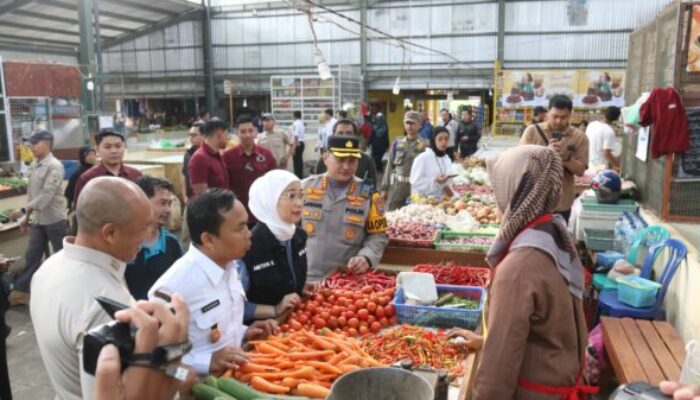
[317,108,336,153]
[292,110,306,178]
[438,108,460,159]
[586,106,621,171]
[149,188,276,376]
[30,177,155,400]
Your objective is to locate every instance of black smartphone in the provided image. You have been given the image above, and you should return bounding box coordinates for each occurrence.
[551,132,562,141]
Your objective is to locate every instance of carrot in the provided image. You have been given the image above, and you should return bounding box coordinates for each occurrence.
[338,355,361,366]
[314,373,337,381]
[339,364,361,373]
[328,352,348,364]
[307,361,342,375]
[274,360,295,369]
[222,369,234,378]
[300,380,331,389]
[250,376,290,394]
[296,382,330,398]
[257,342,288,356]
[241,366,316,382]
[305,331,337,351]
[280,377,301,389]
[240,362,280,373]
[247,357,279,365]
[288,350,334,360]
[264,340,291,351]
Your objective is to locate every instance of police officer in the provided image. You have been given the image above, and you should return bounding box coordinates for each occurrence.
[302,136,389,282]
[381,111,427,211]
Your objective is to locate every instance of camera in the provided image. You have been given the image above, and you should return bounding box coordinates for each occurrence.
[83,320,135,375]
[609,381,671,399]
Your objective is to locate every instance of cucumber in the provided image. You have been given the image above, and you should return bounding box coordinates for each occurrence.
[217,377,311,400]
[204,376,219,388]
[192,383,236,400]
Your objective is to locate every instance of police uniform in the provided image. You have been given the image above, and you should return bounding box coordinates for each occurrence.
[381,120,427,211]
[302,136,389,282]
[148,245,247,375]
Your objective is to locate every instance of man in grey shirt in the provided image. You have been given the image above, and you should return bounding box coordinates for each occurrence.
[9,130,69,305]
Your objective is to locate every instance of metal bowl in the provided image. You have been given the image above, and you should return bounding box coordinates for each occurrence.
[327,367,434,400]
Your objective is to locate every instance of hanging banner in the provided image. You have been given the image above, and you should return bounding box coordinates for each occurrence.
[687,5,700,72]
[498,70,626,108]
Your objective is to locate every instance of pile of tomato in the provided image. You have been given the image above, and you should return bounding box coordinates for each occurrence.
[280,286,398,337]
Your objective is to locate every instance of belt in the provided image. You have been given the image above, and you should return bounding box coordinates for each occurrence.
[392,173,410,183]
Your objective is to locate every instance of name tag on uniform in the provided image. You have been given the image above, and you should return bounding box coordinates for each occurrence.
[298,248,307,257]
[201,299,221,314]
[253,261,275,272]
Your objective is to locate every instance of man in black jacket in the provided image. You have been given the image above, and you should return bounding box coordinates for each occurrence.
[456,108,480,157]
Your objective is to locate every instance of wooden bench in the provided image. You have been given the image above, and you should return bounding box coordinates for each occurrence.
[601,317,686,385]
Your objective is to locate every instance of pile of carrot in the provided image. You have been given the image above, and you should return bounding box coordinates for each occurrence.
[227,329,385,398]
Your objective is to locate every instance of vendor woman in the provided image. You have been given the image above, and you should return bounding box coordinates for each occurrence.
[450,145,592,399]
[409,126,455,199]
[239,170,305,322]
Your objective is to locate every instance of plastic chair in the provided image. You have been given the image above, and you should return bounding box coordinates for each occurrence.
[597,238,687,320]
[627,225,670,266]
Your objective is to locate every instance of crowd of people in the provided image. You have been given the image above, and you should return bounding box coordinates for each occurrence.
[0,98,677,400]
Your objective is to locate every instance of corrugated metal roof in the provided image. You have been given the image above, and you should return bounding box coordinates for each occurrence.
[0,0,199,56]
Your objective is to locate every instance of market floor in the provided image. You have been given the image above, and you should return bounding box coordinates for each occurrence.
[5,304,55,399]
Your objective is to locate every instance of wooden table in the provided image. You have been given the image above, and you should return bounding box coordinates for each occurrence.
[601,317,686,385]
[381,246,489,268]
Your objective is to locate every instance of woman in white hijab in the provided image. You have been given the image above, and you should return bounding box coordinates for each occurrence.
[239,170,307,323]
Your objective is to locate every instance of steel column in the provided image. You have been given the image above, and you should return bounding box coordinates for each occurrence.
[360,0,368,101]
[78,0,97,142]
[202,1,216,116]
[496,0,505,63]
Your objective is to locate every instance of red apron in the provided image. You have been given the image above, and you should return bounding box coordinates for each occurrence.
[495,213,599,400]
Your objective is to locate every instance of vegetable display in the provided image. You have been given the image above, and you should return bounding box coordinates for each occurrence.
[319,270,395,291]
[0,177,27,191]
[386,203,447,225]
[280,286,397,336]
[452,184,495,197]
[193,375,313,400]
[228,329,385,398]
[359,324,468,377]
[434,293,480,309]
[439,236,495,246]
[411,263,492,287]
[387,222,439,248]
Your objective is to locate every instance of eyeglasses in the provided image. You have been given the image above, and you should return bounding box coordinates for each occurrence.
[280,190,304,202]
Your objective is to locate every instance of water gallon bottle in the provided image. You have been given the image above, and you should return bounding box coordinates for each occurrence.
[622,213,637,256]
[613,216,626,253]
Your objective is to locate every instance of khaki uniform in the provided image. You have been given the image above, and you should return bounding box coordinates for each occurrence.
[301,174,388,282]
[258,128,293,168]
[520,123,589,212]
[381,136,426,211]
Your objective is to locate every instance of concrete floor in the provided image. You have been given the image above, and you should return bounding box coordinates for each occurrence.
[5,305,55,399]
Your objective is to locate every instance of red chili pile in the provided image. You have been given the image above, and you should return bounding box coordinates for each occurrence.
[280,286,397,337]
[319,270,396,291]
[360,324,468,377]
[412,263,492,287]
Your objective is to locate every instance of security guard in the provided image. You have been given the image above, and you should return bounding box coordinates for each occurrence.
[381,111,427,211]
[302,135,389,282]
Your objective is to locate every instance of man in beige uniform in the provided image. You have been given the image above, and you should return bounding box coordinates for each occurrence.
[258,113,295,169]
[302,136,388,282]
[381,111,427,211]
[520,95,588,223]
[30,177,154,399]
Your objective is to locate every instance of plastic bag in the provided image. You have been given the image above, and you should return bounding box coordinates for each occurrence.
[397,272,438,305]
[681,340,700,385]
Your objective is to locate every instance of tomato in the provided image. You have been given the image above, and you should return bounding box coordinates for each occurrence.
[359,321,368,329]
[362,285,373,294]
[314,294,324,303]
[313,317,327,329]
[377,296,389,306]
[306,303,317,314]
[367,302,377,313]
[343,310,355,319]
[370,321,382,333]
[389,316,398,325]
[289,319,303,331]
[331,305,343,316]
[384,304,395,317]
[379,317,389,327]
[347,305,357,313]
[321,288,332,298]
[337,296,348,306]
[320,311,331,321]
[327,316,338,330]
[279,324,289,333]
[347,328,358,337]
[348,317,359,328]
[357,309,369,321]
[354,299,364,309]
[359,326,369,336]
[328,294,336,303]
[375,306,385,318]
[352,293,363,300]
[296,302,305,311]
[337,316,347,328]
[367,315,376,325]
[298,314,309,324]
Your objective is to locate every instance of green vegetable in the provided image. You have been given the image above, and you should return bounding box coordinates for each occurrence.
[438,294,479,309]
[204,376,219,388]
[217,377,310,400]
[192,383,235,400]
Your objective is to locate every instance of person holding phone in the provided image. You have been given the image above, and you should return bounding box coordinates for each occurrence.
[519,95,589,223]
[410,126,456,199]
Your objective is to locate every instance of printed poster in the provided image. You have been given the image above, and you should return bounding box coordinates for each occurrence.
[577,70,625,107]
[687,5,700,72]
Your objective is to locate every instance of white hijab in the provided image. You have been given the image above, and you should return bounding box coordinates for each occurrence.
[248,169,301,242]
